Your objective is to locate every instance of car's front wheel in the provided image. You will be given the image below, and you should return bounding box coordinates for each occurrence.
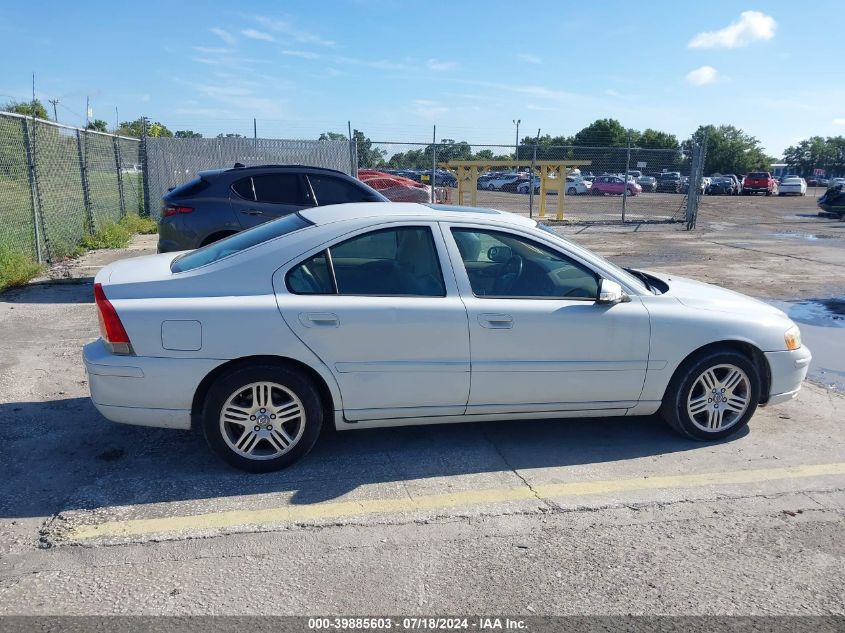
[661,350,760,441]
[201,364,323,472]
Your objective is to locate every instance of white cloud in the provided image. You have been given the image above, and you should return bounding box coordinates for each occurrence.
[254,16,335,47]
[335,56,405,70]
[689,11,776,49]
[193,46,230,54]
[426,58,457,71]
[209,27,236,46]
[282,49,320,60]
[834,118,845,126]
[686,66,718,85]
[411,99,449,119]
[518,53,541,65]
[605,89,621,97]
[241,28,274,41]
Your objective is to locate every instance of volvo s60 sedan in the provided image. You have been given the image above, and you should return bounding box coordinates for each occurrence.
[84,203,811,472]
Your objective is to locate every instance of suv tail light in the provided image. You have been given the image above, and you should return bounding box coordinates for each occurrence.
[94,283,134,355]
[161,205,193,217]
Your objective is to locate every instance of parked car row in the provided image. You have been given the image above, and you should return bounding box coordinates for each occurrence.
[382,168,457,188]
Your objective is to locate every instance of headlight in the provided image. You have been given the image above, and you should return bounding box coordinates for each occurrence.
[784,325,802,351]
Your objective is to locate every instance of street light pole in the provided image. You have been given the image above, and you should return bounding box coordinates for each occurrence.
[513,119,521,165]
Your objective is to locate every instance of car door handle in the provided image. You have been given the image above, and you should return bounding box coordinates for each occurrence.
[299,312,340,328]
[478,313,513,329]
[242,209,264,216]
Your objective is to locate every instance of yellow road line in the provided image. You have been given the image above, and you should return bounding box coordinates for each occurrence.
[66,462,845,541]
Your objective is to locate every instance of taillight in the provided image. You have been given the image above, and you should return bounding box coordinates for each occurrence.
[94,283,133,355]
[161,205,193,217]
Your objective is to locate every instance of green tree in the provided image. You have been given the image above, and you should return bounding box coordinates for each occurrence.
[318,131,347,141]
[116,119,173,138]
[637,129,680,151]
[352,129,385,168]
[175,130,203,138]
[86,119,108,132]
[687,125,769,175]
[216,133,244,138]
[782,136,845,177]
[3,99,49,120]
[573,119,633,147]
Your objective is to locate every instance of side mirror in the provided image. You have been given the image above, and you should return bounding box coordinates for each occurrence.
[487,245,513,263]
[597,279,629,305]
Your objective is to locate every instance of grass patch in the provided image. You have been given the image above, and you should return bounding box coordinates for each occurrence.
[79,221,132,251]
[119,213,158,235]
[0,246,44,292]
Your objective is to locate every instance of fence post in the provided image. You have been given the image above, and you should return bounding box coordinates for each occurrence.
[21,118,45,263]
[686,144,701,230]
[140,117,151,217]
[113,136,126,219]
[528,143,538,218]
[431,126,437,204]
[621,133,631,223]
[76,129,95,234]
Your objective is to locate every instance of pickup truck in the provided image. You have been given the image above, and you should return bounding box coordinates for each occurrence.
[742,171,777,196]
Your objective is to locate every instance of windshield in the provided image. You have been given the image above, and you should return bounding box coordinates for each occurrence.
[535,223,649,293]
[171,213,313,273]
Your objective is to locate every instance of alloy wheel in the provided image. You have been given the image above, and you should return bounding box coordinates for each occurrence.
[686,364,751,432]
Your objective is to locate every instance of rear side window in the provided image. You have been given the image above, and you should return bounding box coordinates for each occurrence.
[286,227,445,297]
[231,174,310,205]
[309,174,383,206]
[171,213,312,273]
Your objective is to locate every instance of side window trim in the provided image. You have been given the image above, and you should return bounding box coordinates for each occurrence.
[324,247,339,294]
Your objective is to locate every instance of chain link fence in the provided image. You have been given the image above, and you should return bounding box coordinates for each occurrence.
[0,112,142,263]
[361,139,707,225]
[143,137,354,220]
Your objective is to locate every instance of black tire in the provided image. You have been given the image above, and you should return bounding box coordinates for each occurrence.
[660,349,760,441]
[567,187,577,196]
[201,363,324,472]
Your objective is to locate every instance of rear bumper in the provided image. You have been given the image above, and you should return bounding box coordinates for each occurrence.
[83,340,224,430]
[762,346,812,407]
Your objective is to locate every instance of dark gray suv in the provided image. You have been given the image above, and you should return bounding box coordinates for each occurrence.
[157,165,388,253]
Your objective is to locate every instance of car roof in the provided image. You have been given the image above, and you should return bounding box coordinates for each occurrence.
[298,202,536,228]
[197,164,350,179]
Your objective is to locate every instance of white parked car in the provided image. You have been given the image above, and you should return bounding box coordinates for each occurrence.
[516,176,591,195]
[778,176,807,196]
[84,203,811,471]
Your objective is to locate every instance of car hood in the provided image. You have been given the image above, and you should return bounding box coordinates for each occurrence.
[648,272,788,319]
[98,251,184,286]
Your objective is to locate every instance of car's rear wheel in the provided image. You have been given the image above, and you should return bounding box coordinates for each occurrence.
[487,184,495,191]
[567,187,577,196]
[660,350,760,441]
[201,364,323,472]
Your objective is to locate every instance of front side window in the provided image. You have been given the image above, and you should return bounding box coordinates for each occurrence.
[286,226,446,297]
[451,228,599,299]
[309,174,383,206]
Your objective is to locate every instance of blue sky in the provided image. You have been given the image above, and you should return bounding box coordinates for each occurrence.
[2,1,843,156]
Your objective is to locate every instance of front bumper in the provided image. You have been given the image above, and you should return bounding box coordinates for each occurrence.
[762,346,812,406]
[83,340,223,430]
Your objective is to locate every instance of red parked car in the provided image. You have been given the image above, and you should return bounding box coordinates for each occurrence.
[742,171,777,196]
[357,170,431,203]
[591,175,642,196]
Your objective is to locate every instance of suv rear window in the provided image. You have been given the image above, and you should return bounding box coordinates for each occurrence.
[170,213,312,273]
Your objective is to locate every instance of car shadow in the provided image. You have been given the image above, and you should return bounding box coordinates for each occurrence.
[2,280,94,304]
[0,396,747,519]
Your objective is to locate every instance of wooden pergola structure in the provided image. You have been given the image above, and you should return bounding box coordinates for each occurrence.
[440,160,592,220]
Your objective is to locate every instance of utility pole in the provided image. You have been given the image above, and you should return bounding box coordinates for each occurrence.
[513,119,521,165]
[115,106,119,133]
[48,99,59,122]
[85,96,90,128]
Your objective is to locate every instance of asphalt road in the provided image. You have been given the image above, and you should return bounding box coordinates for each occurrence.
[0,195,843,617]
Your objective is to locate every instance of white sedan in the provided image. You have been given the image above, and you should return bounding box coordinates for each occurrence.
[778,177,807,196]
[84,203,811,471]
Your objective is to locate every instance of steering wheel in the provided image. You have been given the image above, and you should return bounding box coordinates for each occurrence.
[493,255,524,294]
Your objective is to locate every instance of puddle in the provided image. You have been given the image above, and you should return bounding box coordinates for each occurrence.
[769,299,845,392]
[771,232,838,241]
